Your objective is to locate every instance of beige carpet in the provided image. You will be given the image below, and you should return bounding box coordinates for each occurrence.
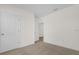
[0,40,79,55]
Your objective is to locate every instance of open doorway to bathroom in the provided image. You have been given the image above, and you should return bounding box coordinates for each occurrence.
[38,23,44,42]
[35,18,44,43]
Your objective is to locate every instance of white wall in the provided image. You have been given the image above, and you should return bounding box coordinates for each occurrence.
[0,5,35,53]
[42,5,79,51]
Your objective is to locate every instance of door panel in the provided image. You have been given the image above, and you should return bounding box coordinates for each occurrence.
[0,12,21,53]
[0,12,1,51]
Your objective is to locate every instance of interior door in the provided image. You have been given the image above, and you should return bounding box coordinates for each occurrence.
[0,12,1,51]
[0,12,21,53]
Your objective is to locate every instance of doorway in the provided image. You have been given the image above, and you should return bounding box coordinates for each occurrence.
[35,21,44,43]
[39,23,44,42]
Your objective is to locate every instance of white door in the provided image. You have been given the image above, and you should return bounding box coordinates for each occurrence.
[0,12,21,53]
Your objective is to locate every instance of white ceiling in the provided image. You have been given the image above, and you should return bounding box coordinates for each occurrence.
[14,4,73,18]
